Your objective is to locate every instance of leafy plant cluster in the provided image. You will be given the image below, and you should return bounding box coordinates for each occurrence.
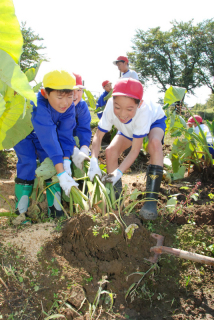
[0,0,43,151]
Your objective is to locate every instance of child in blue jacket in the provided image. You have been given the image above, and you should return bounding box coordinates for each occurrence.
[14,70,89,218]
[96,80,112,119]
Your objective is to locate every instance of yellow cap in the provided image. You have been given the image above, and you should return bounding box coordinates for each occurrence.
[43,70,79,90]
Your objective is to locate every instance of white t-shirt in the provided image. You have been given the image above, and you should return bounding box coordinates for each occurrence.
[121,69,139,80]
[194,124,213,144]
[98,98,165,138]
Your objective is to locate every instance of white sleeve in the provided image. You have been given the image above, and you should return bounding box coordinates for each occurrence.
[98,98,114,132]
[132,72,139,80]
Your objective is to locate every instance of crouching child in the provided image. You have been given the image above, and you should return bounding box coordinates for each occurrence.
[87,78,166,220]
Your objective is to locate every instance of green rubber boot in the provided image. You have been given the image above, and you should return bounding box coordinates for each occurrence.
[15,178,34,215]
[139,165,163,220]
[46,180,64,218]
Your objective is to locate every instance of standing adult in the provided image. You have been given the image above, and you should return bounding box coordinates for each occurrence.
[113,56,139,80]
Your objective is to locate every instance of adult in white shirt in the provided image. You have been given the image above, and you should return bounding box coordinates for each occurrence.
[113,55,139,80]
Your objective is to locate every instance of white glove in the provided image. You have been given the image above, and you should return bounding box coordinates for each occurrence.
[57,171,79,196]
[72,147,90,170]
[63,159,72,176]
[88,157,102,181]
[101,169,123,186]
[80,146,90,157]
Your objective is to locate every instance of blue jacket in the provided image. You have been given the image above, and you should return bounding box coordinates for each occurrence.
[31,92,76,166]
[96,90,109,109]
[73,99,92,147]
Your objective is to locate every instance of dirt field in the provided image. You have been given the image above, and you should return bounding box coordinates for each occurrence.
[0,147,214,320]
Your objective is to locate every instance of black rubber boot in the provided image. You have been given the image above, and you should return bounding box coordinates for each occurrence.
[114,178,123,201]
[139,165,163,220]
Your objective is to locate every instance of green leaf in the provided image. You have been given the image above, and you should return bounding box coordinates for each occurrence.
[36,158,57,180]
[0,95,28,149]
[172,166,186,180]
[104,89,113,101]
[87,181,94,193]
[33,82,42,93]
[164,86,187,105]
[2,102,34,149]
[178,115,187,128]
[0,96,6,118]
[0,0,23,64]
[125,224,139,240]
[83,89,96,109]
[0,49,37,104]
[130,189,141,200]
[166,196,177,213]
[25,68,36,82]
[25,61,42,82]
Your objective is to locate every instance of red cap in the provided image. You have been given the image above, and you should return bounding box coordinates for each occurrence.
[187,115,203,124]
[73,73,86,89]
[113,55,129,65]
[112,78,143,100]
[102,80,111,88]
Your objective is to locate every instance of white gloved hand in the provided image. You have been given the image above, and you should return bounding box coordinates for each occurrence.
[88,157,102,181]
[57,171,79,196]
[80,146,90,157]
[101,169,123,186]
[63,159,72,176]
[72,147,90,170]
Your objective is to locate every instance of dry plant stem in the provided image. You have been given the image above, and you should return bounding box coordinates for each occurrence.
[0,277,8,291]
[0,194,13,214]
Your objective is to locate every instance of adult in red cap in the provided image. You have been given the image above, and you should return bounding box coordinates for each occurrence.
[187,115,214,158]
[88,78,167,220]
[113,55,139,80]
[72,73,91,157]
[96,80,112,119]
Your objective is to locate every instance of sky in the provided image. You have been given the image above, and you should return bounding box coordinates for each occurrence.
[13,0,214,106]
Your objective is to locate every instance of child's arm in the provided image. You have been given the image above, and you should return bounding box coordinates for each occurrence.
[88,129,106,181]
[102,137,143,185]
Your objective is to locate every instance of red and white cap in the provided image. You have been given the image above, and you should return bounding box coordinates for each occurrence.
[102,80,111,88]
[112,78,143,100]
[187,115,203,124]
[113,55,129,65]
[73,73,86,89]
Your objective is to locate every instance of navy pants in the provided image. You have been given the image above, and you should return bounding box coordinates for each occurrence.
[14,131,48,181]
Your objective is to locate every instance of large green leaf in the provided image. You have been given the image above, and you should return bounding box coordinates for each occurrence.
[0,0,23,64]
[0,95,27,149]
[0,49,37,104]
[2,101,34,149]
[0,96,6,118]
[164,86,187,105]
[83,89,96,109]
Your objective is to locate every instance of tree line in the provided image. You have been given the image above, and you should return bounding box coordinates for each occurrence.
[128,19,214,94]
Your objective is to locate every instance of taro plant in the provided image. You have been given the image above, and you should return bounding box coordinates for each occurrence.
[0,0,41,150]
[163,86,213,180]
